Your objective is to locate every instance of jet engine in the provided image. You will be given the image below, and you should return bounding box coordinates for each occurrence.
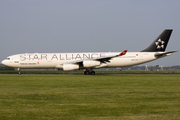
[63,64,79,71]
[83,60,100,67]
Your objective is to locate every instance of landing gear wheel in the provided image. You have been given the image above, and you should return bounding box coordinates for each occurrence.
[90,71,95,75]
[84,70,95,75]
[84,71,90,75]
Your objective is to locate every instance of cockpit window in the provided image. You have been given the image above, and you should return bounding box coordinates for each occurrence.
[5,58,10,60]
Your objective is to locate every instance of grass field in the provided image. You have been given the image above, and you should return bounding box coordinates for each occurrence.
[1,70,180,75]
[0,75,180,120]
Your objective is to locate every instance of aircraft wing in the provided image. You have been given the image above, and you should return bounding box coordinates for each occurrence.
[93,50,127,63]
[155,51,177,58]
[64,50,127,64]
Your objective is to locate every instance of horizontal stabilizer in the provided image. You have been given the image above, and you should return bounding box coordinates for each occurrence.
[154,51,177,58]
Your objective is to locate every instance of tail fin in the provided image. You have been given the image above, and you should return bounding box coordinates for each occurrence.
[141,29,173,52]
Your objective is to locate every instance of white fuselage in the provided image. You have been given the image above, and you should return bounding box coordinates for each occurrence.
[1,52,158,69]
[1,29,176,74]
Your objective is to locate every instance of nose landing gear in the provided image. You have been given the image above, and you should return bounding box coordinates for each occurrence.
[18,68,21,75]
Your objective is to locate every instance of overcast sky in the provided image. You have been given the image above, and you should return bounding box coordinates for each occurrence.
[0,0,180,66]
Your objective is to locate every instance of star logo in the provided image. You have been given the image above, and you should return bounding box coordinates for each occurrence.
[155,39,165,49]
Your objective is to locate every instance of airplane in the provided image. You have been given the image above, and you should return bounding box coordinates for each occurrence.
[1,29,177,75]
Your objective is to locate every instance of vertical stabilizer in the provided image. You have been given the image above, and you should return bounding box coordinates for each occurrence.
[141,29,173,52]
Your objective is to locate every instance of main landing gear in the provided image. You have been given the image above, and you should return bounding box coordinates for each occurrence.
[18,68,21,75]
[84,69,95,75]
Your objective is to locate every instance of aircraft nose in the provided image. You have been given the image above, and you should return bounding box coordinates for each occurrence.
[1,60,5,64]
[1,60,4,65]
[1,60,7,65]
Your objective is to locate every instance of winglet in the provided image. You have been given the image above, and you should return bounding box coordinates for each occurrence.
[119,50,127,56]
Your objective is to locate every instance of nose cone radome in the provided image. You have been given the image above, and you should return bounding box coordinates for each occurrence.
[1,60,5,65]
[1,60,9,66]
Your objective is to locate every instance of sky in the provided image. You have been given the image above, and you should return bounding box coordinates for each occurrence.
[0,0,180,66]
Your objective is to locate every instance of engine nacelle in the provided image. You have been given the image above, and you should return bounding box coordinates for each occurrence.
[83,60,100,67]
[63,64,79,71]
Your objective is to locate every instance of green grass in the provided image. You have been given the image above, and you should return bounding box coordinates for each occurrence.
[0,75,180,120]
[1,70,180,74]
